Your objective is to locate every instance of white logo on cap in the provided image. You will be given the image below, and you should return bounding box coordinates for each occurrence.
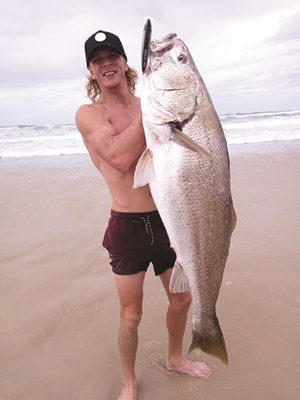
[95,32,107,42]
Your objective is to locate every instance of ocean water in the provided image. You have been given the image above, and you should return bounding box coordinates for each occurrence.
[0,109,300,158]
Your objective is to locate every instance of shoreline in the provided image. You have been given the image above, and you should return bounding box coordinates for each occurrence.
[1,139,300,162]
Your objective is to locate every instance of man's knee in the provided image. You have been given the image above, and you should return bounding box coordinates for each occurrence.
[121,307,143,329]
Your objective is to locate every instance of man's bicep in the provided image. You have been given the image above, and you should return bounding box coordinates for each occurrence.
[76,106,117,160]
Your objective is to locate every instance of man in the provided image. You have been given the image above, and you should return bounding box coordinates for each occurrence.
[75,29,212,400]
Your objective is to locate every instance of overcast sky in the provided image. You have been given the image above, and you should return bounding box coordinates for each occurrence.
[1,0,300,125]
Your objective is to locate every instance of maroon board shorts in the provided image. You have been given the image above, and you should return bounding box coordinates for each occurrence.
[102,210,176,276]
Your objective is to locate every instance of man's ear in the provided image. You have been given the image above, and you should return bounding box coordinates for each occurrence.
[88,66,96,79]
[124,59,129,72]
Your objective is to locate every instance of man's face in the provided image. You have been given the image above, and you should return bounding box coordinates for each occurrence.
[88,47,128,89]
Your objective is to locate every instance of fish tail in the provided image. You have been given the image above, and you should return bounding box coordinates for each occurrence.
[188,317,228,365]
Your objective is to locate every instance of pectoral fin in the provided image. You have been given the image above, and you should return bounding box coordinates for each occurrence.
[133,148,155,189]
[169,260,190,293]
[171,125,209,157]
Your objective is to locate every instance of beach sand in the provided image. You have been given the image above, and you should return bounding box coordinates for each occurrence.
[0,141,299,400]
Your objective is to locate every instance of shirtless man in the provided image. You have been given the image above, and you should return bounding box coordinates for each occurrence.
[75,29,212,400]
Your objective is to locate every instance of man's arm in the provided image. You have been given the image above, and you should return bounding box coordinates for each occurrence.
[75,104,146,172]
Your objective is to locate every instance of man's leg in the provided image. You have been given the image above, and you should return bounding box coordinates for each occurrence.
[159,268,212,379]
[114,271,146,400]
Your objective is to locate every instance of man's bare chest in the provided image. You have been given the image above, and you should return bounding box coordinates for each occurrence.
[105,107,138,134]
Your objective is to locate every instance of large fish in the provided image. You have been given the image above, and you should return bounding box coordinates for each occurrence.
[134,33,236,364]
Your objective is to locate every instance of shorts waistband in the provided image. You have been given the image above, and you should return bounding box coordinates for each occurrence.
[110,209,159,219]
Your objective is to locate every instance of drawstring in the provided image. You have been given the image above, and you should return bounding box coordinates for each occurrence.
[141,215,154,245]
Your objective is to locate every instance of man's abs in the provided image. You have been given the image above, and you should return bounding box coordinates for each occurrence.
[110,181,157,212]
[99,163,156,212]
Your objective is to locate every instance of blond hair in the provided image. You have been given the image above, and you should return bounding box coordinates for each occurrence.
[86,66,138,102]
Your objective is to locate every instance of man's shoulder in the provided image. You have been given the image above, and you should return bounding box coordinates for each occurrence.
[75,102,105,134]
[76,101,104,118]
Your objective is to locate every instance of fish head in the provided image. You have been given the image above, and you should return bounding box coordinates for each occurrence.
[142,34,198,125]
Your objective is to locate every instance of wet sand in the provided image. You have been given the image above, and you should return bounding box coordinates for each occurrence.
[0,141,300,399]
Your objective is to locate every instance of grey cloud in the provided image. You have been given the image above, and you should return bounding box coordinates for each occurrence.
[268,12,300,45]
[1,0,300,123]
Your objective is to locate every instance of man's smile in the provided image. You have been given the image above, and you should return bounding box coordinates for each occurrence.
[103,70,117,77]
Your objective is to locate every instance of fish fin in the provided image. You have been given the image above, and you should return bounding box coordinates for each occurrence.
[133,148,155,189]
[230,204,237,234]
[169,260,190,293]
[171,125,210,157]
[188,316,228,365]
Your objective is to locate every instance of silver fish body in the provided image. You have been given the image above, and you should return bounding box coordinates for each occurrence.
[134,33,236,364]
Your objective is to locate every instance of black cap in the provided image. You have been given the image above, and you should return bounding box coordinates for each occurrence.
[84,30,127,67]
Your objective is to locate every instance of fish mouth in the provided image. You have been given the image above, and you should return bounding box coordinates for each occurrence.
[143,33,177,74]
[150,33,177,55]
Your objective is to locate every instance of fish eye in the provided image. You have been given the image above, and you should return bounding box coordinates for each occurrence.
[177,54,187,63]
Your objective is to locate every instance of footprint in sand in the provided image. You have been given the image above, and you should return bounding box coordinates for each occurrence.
[140,340,178,375]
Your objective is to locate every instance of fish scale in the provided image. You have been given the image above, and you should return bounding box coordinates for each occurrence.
[134,33,236,364]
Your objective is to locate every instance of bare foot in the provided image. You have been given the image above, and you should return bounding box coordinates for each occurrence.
[118,380,138,400]
[166,358,212,379]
